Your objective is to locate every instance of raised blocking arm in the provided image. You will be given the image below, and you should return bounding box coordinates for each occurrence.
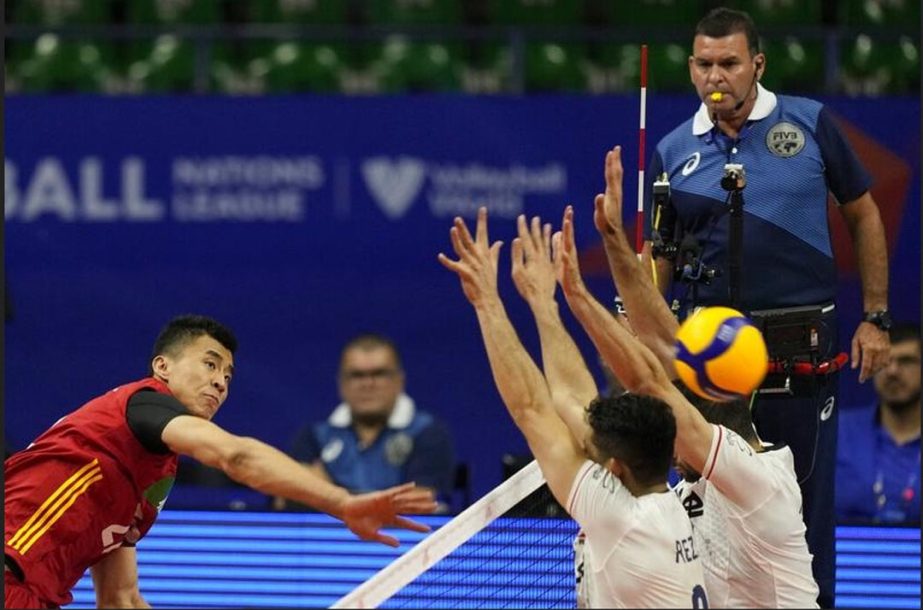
[594,146,679,374]
[555,206,713,472]
[510,213,597,449]
[438,207,586,507]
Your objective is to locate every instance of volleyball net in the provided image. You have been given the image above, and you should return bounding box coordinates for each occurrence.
[333,460,579,609]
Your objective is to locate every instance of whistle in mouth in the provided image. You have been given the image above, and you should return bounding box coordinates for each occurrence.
[710,92,723,102]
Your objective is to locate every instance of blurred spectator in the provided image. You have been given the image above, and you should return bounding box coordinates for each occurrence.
[278,334,455,510]
[837,323,920,524]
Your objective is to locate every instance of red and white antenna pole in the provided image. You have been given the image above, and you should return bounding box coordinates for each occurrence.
[636,44,648,256]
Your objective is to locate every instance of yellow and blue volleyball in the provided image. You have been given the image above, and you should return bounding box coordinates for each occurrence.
[674,306,769,401]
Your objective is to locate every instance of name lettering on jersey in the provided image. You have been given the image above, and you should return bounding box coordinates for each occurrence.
[590,464,619,494]
[681,152,701,176]
[682,491,705,518]
[724,429,754,456]
[766,122,805,157]
[675,535,699,563]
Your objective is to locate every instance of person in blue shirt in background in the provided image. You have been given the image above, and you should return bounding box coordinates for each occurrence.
[837,323,920,525]
[278,334,456,512]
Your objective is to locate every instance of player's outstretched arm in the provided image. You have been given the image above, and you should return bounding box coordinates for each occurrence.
[437,206,584,507]
[161,417,436,547]
[593,145,679,374]
[90,546,149,608]
[554,206,713,471]
[510,213,597,447]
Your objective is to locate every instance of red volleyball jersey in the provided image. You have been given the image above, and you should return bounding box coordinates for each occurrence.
[4,378,179,607]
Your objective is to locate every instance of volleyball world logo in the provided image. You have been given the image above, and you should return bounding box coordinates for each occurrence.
[361,156,426,219]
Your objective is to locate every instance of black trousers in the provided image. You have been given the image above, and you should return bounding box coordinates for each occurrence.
[751,308,839,609]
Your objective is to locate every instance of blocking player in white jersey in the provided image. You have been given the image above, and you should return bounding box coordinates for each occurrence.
[439,208,707,609]
[556,144,819,608]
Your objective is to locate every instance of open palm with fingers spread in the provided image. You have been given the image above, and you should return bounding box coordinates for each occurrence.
[342,482,437,548]
[437,207,504,307]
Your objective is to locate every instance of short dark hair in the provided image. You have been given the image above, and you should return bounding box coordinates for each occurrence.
[340,333,403,372]
[675,381,758,444]
[890,322,920,345]
[586,393,676,486]
[695,8,760,57]
[150,315,238,375]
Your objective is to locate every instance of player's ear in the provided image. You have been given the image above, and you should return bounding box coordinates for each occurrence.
[152,355,170,380]
[606,457,622,477]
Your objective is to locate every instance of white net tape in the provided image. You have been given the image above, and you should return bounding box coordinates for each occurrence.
[333,460,547,609]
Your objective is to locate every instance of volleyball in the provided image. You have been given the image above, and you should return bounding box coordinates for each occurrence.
[674,306,769,401]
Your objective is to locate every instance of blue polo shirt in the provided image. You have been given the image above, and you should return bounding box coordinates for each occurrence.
[836,403,921,524]
[291,393,455,497]
[644,84,872,310]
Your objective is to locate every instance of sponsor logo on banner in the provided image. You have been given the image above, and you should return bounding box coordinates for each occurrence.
[361,156,567,220]
[5,157,165,222]
[171,156,325,221]
[361,157,427,219]
[5,155,326,222]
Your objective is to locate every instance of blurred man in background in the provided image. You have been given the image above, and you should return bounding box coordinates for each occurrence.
[280,334,456,511]
[837,323,920,524]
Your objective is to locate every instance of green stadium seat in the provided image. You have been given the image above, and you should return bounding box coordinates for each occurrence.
[126,35,196,93]
[211,43,267,94]
[611,0,704,26]
[893,36,920,94]
[13,0,110,24]
[366,0,462,24]
[759,37,824,93]
[127,0,221,24]
[374,36,462,92]
[524,42,586,92]
[248,0,349,23]
[15,35,109,92]
[488,0,582,25]
[647,43,690,92]
[589,43,689,93]
[841,0,921,26]
[459,41,512,93]
[887,36,920,93]
[262,42,345,92]
[733,0,822,25]
[839,34,905,95]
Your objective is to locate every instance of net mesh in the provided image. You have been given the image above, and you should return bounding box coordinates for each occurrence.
[384,485,578,608]
[334,460,579,609]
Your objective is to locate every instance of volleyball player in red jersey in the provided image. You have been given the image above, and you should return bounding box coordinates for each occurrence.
[4,315,437,608]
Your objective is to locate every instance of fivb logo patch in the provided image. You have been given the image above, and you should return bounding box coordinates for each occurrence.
[361,156,426,219]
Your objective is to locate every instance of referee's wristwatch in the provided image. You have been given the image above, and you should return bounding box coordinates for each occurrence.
[863,309,892,331]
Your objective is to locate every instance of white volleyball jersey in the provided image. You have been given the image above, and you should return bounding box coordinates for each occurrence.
[567,461,707,609]
[674,424,820,608]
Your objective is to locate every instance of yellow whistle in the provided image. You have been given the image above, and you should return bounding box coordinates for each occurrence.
[710,92,723,102]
